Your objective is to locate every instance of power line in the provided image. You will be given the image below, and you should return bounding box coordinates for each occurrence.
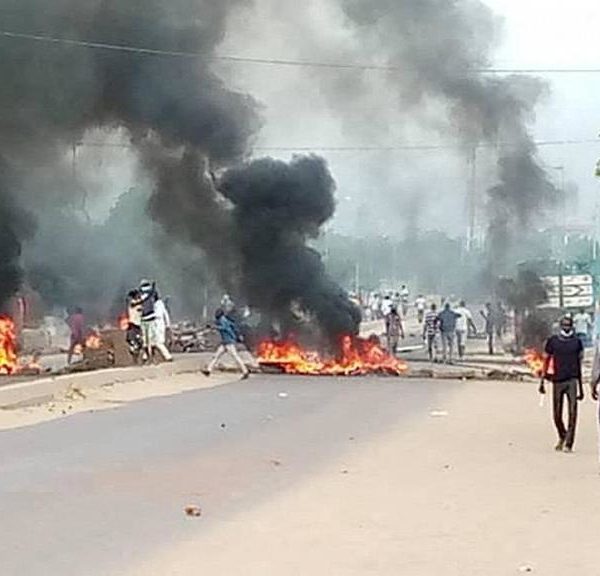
[2,30,600,75]
[72,138,600,152]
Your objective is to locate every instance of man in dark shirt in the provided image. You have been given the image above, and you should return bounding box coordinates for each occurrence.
[438,303,460,364]
[540,316,584,452]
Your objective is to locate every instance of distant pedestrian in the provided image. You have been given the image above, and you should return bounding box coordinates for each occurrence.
[454,301,477,360]
[423,303,439,362]
[495,302,508,338]
[126,289,144,362]
[153,295,173,362]
[540,315,584,453]
[139,279,158,362]
[385,306,405,355]
[480,303,496,355]
[573,308,592,347]
[591,340,600,465]
[66,307,85,365]
[415,294,426,324]
[438,303,460,364]
[203,309,250,379]
[381,293,393,318]
[400,285,410,317]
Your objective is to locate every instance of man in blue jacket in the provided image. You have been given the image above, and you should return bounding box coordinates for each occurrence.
[203,309,250,379]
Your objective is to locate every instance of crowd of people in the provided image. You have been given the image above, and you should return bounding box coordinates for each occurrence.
[372,288,509,364]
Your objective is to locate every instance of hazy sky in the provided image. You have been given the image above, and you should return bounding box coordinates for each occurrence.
[488,0,600,227]
[87,1,600,239]
[217,0,600,239]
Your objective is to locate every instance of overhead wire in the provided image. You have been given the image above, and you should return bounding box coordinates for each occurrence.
[2,30,600,74]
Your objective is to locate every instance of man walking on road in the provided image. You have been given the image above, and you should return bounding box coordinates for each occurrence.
[454,300,477,361]
[203,309,250,379]
[438,302,460,364]
[480,303,496,355]
[423,303,439,362]
[385,305,405,355]
[540,316,584,453]
[573,308,592,347]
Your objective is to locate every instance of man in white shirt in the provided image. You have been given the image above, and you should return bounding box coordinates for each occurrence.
[380,294,393,318]
[454,300,477,360]
[573,308,592,347]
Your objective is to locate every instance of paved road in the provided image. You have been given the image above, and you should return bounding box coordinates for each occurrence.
[0,374,447,576]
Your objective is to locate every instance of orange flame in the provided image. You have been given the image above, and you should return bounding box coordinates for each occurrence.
[523,348,554,377]
[118,314,129,331]
[85,332,102,350]
[0,316,18,375]
[0,317,41,376]
[258,335,408,376]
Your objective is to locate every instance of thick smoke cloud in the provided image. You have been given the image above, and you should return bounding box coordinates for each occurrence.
[0,0,359,342]
[340,0,559,270]
[220,155,361,341]
[0,0,257,306]
[0,159,33,308]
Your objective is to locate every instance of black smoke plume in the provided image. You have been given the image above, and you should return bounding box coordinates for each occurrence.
[340,0,559,269]
[220,155,361,342]
[0,158,34,309]
[0,1,360,342]
[497,268,550,350]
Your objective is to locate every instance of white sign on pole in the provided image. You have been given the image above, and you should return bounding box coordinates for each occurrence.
[541,274,595,308]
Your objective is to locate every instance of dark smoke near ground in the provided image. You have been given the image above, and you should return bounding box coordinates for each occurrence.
[0,159,34,309]
[340,0,560,272]
[0,1,360,343]
[220,155,361,342]
[497,268,550,350]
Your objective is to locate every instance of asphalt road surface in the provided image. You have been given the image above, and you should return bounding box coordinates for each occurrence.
[0,374,445,576]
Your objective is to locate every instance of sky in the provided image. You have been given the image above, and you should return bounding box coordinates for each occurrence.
[84,0,600,240]
[488,0,600,227]
[216,0,600,239]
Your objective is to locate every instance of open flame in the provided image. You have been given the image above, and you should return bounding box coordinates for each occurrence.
[258,335,408,376]
[0,316,18,375]
[523,348,554,377]
[0,316,42,376]
[85,332,102,350]
[118,314,129,331]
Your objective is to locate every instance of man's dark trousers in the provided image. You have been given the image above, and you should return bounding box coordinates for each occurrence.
[553,378,578,448]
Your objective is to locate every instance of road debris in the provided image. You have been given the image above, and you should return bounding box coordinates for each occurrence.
[184,505,202,517]
[278,392,289,399]
[430,410,449,418]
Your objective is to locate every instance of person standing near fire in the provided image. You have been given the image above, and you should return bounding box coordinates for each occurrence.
[385,305,405,356]
[480,303,496,355]
[438,302,460,364]
[66,307,86,365]
[126,289,144,362]
[203,309,250,379]
[423,303,440,363]
[454,300,477,361]
[139,280,173,363]
[540,315,584,453]
[153,293,173,362]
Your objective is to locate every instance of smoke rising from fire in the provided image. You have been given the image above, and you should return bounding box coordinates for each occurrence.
[337,0,560,269]
[220,155,361,340]
[0,0,360,342]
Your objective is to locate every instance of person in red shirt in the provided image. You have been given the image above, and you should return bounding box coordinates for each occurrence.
[67,307,85,365]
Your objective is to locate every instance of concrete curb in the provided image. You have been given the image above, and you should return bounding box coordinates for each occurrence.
[0,354,211,410]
